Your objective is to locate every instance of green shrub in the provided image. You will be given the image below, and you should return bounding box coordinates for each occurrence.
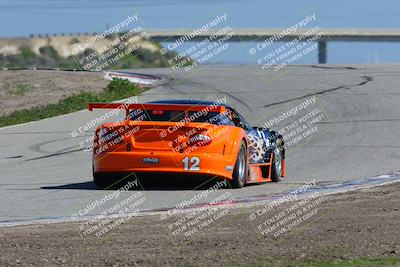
[19,46,36,59]
[0,78,139,127]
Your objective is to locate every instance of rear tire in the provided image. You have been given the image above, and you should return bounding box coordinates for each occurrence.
[93,172,112,189]
[271,146,283,182]
[232,141,248,188]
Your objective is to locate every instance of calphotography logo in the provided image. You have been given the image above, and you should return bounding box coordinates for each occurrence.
[69,180,145,237]
[258,96,327,150]
[73,13,147,71]
[249,13,324,71]
[249,180,325,237]
[160,14,236,72]
[161,180,235,238]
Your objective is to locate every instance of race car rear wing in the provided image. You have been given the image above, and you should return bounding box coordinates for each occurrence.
[88,102,226,117]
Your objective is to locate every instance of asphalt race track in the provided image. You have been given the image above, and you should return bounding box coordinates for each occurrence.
[1,64,400,224]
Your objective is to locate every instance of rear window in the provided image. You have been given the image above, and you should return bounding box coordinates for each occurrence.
[188,111,233,126]
[129,110,184,122]
[128,109,234,126]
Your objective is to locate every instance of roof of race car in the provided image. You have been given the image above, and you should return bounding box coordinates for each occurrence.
[147,99,232,108]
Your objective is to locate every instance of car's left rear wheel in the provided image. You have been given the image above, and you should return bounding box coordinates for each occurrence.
[93,172,113,189]
[93,164,115,189]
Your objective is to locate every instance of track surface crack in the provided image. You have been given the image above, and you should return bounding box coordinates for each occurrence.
[263,75,373,108]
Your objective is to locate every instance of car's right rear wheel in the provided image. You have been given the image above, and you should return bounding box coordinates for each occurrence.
[271,146,282,182]
[231,141,248,188]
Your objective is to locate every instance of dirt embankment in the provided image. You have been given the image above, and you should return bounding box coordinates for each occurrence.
[0,70,108,116]
[0,34,159,58]
[0,183,399,266]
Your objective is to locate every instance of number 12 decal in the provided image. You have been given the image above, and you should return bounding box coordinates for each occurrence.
[182,156,200,171]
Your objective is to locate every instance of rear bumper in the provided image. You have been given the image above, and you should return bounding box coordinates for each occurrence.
[93,151,236,179]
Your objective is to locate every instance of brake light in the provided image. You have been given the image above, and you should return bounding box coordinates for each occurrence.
[188,134,212,146]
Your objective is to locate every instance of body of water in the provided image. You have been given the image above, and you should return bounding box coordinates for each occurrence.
[1,0,400,64]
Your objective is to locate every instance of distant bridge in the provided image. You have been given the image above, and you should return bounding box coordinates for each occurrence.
[21,28,400,64]
[146,28,400,64]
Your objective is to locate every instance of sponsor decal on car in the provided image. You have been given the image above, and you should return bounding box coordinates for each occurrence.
[143,157,160,164]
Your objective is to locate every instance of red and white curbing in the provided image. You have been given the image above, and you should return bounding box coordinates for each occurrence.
[1,171,400,228]
[104,71,162,86]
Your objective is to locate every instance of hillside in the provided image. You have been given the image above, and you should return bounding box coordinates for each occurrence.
[0,32,182,69]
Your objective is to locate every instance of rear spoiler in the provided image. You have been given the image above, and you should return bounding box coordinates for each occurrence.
[88,102,226,116]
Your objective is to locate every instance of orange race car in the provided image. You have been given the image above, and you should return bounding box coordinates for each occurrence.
[88,100,285,188]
